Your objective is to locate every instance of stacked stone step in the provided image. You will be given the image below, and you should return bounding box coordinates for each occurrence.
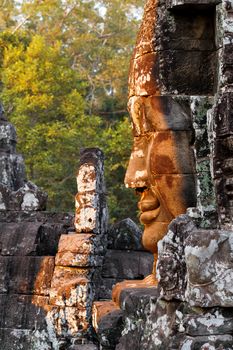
[0,213,73,350]
[48,148,108,343]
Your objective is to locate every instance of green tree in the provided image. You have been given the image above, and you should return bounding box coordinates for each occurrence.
[0,0,143,223]
[1,34,103,210]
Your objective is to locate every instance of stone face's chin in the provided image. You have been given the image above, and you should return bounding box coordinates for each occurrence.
[142,221,169,253]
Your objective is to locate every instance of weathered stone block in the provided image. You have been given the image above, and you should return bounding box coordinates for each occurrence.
[129,52,160,97]
[68,345,98,350]
[51,266,95,284]
[0,294,49,329]
[0,119,17,153]
[55,233,104,267]
[55,252,103,267]
[92,301,123,348]
[0,222,41,256]
[75,192,107,234]
[102,250,153,279]
[0,210,74,225]
[221,36,233,85]
[117,297,180,350]
[47,306,90,337]
[185,229,233,307]
[139,253,154,276]
[37,223,68,256]
[129,50,216,97]
[150,131,195,174]
[0,328,51,350]
[97,278,124,300]
[166,0,220,8]
[107,218,143,250]
[187,206,218,229]
[168,334,233,349]
[77,148,105,194]
[214,92,233,138]
[50,266,93,307]
[160,50,216,95]
[0,153,25,191]
[0,256,54,295]
[183,311,233,336]
[58,233,103,255]
[119,287,159,317]
[157,215,196,301]
[0,181,47,211]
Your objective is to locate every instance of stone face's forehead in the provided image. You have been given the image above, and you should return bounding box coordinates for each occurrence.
[128,95,192,136]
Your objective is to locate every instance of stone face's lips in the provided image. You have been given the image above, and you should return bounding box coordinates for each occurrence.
[138,191,160,224]
[140,207,160,224]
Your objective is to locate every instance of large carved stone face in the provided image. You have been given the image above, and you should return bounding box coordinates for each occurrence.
[125,96,196,253]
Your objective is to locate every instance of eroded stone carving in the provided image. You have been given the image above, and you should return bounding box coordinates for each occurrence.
[185,229,233,307]
[124,3,197,273]
[157,214,196,301]
[0,104,47,211]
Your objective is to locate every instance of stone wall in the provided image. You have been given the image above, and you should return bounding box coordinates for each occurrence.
[0,127,154,349]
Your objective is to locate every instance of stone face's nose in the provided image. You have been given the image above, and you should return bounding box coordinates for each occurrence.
[124,136,149,189]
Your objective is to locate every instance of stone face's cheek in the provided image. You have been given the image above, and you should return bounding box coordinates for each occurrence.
[149,131,195,176]
[149,132,177,175]
[153,175,196,217]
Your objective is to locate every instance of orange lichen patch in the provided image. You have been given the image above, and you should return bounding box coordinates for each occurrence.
[31,256,55,312]
[33,257,55,296]
[49,276,90,307]
[55,251,89,267]
[58,233,96,255]
[112,275,158,306]
[92,301,120,332]
[51,266,92,282]
[31,295,51,312]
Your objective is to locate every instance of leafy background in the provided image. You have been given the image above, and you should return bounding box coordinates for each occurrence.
[0,0,143,223]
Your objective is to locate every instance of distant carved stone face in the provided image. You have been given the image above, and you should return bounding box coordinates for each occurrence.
[124,96,196,254]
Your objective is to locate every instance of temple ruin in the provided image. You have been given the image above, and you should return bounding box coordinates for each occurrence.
[1,0,233,349]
